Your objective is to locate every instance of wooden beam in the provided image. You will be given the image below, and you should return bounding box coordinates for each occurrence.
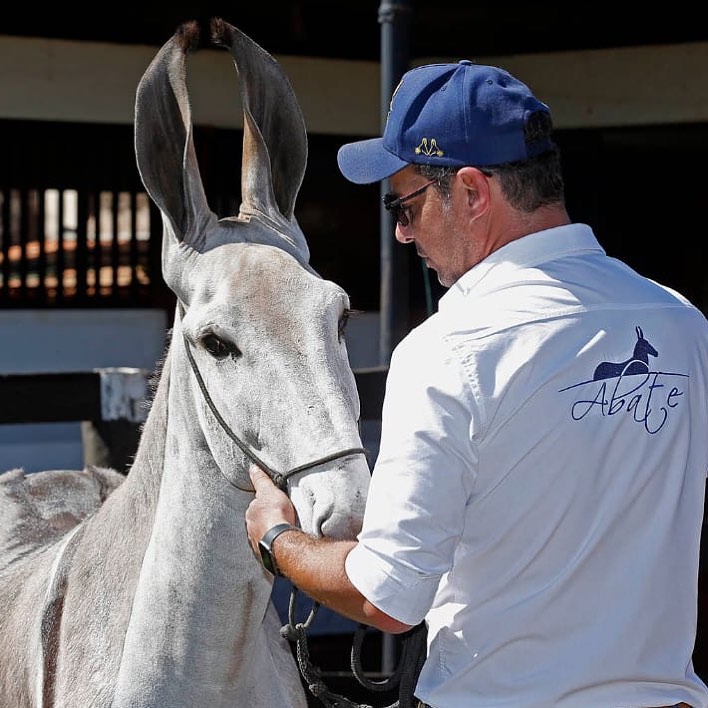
[0,368,388,425]
[0,371,100,424]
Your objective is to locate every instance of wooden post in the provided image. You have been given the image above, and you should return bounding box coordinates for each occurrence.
[80,368,150,473]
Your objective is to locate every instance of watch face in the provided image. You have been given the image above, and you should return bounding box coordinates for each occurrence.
[259,541,277,575]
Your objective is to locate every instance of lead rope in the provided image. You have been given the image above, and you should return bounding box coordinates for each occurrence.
[350,620,427,708]
[281,587,427,708]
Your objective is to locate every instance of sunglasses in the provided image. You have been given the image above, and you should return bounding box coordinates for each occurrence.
[383,179,437,227]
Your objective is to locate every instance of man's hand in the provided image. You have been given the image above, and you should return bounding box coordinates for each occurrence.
[245,465,297,555]
[244,466,410,634]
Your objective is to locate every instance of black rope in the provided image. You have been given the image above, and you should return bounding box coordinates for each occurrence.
[280,587,427,708]
[280,588,373,707]
[350,621,427,708]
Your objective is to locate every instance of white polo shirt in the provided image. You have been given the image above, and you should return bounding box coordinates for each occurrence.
[345,223,708,707]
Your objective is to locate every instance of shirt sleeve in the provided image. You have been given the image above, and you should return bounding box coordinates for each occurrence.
[345,320,479,625]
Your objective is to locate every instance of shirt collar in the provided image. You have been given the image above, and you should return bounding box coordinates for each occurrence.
[439,223,604,311]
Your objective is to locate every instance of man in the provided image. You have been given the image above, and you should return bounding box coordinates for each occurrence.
[245,60,708,707]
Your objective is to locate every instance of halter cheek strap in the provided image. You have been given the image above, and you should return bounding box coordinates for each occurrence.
[179,308,367,492]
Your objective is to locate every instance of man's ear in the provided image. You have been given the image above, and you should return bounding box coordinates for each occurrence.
[456,167,491,213]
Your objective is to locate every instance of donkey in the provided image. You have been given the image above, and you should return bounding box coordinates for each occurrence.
[0,18,371,707]
[593,326,659,380]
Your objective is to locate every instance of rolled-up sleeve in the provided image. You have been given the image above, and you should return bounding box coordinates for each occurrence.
[346,542,441,625]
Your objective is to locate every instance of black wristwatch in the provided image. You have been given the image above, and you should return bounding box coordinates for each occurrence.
[258,523,298,576]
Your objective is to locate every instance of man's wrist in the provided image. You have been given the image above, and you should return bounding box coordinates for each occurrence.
[258,522,298,576]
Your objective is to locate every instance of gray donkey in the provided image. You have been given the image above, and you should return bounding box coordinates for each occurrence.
[0,18,370,707]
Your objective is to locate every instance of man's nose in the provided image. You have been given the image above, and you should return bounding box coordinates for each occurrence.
[395,226,414,244]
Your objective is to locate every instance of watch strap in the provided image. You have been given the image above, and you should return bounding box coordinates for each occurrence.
[258,522,298,576]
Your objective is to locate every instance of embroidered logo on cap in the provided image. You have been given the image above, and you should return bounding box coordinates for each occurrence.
[415,138,444,157]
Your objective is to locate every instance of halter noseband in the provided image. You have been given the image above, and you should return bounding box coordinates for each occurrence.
[180,314,367,492]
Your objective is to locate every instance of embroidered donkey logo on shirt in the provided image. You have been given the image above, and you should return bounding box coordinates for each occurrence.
[559,325,687,435]
[592,326,658,380]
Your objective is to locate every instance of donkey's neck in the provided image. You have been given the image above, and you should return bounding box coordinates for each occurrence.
[112,342,275,707]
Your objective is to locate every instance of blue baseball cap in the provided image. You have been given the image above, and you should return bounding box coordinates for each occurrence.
[337,60,554,184]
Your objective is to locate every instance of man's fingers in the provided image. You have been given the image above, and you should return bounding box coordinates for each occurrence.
[249,464,274,490]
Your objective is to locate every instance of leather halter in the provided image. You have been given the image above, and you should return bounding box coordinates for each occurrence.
[179,308,367,492]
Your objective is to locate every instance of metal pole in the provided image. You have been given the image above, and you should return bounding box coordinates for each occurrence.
[378,0,412,675]
[378,0,412,367]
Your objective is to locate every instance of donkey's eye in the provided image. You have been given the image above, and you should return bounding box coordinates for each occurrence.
[201,333,240,359]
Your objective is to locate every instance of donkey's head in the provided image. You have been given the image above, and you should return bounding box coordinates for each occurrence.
[133,19,369,539]
[635,326,658,360]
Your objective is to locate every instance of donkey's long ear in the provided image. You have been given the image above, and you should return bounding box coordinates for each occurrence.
[212,18,308,225]
[134,21,217,257]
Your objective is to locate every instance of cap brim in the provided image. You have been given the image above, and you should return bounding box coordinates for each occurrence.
[337,138,409,184]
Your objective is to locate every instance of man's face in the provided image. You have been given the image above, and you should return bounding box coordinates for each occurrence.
[388,166,471,288]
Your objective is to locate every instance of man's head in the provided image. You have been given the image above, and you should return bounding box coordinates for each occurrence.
[337,61,568,287]
[337,61,555,185]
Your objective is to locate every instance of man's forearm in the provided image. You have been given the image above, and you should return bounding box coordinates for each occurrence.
[272,530,411,634]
